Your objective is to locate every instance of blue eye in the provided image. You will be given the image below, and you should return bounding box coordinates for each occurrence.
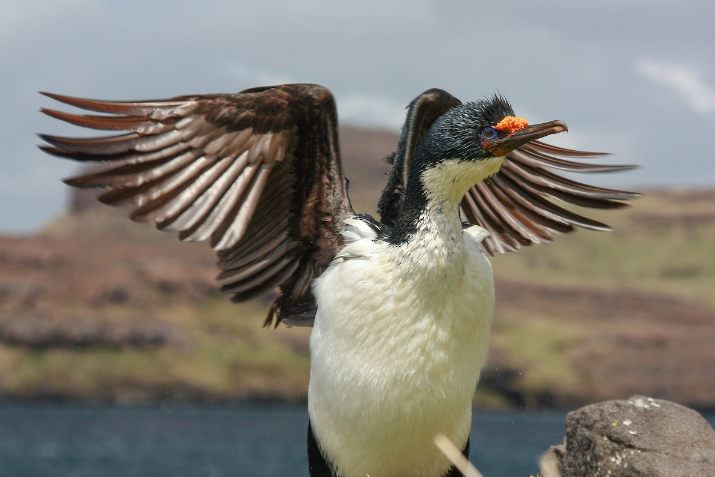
[480,127,498,141]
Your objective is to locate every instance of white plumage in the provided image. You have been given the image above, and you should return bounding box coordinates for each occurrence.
[308,159,501,477]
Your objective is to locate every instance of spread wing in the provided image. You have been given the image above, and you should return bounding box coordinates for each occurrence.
[39,83,353,326]
[461,142,639,255]
[377,88,462,225]
[379,89,639,254]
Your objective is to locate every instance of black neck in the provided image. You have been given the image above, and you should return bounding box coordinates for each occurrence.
[385,182,429,245]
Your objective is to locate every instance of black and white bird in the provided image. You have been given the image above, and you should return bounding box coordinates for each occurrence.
[39,84,637,477]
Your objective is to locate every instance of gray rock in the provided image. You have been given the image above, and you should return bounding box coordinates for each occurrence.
[541,395,715,477]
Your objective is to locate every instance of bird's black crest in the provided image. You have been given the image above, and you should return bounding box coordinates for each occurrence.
[467,94,516,128]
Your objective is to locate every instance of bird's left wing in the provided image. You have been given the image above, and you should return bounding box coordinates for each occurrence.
[39,84,353,326]
[377,88,463,225]
[461,142,639,255]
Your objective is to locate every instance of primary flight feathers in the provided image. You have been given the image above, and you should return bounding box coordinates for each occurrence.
[39,83,638,325]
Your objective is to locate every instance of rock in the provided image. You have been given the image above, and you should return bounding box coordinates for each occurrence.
[541,395,715,477]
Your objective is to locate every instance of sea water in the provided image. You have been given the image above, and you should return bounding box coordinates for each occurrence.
[0,403,711,477]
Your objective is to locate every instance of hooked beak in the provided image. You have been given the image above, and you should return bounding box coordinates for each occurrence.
[487,120,568,157]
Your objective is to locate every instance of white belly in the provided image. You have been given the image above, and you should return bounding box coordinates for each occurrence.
[308,228,495,477]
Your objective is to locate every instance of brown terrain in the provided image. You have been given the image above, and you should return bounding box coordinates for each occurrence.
[1,125,713,410]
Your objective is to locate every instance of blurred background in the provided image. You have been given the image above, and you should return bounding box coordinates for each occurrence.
[1,1,714,476]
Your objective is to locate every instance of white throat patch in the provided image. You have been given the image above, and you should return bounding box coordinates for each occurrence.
[420,156,504,203]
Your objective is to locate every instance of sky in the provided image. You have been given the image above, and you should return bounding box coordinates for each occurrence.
[2,0,714,234]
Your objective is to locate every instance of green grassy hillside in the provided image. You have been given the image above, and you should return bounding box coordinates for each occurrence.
[1,188,713,409]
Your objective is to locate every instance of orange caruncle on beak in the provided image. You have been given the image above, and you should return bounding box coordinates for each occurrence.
[493,116,528,135]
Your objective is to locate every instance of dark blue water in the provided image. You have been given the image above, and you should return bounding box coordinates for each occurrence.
[0,403,712,477]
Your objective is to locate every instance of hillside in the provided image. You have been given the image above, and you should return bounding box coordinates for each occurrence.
[1,126,713,409]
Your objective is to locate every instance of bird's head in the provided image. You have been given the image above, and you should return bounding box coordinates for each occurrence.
[412,94,567,203]
[417,94,568,164]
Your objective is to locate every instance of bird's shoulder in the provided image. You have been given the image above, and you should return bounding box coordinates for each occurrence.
[332,214,390,261]
[340,214,388,243]
[463,224,491,245]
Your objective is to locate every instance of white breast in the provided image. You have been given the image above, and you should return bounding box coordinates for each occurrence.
[308,214,495,477]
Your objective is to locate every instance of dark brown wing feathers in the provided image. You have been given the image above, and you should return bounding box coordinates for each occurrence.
[462,141,638,255]
[39,84,352,326]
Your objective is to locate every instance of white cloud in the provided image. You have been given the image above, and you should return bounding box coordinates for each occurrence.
[227,64,296,88]
[227,65,408,129]
[636,59,715,113]
[337,93,405,130]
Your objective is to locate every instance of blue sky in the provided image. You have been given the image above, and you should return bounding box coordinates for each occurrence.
[2,0,714,233]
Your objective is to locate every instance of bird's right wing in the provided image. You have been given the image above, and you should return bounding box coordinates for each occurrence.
[39,83,353,326]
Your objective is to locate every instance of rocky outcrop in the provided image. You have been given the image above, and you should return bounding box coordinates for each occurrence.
[541,395,715,477]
